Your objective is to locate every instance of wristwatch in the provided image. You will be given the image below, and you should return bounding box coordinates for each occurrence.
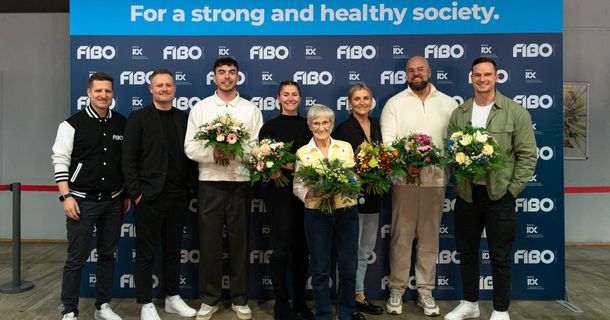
[59,193,74,202]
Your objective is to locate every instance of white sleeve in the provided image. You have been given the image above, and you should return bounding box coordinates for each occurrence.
[292,159,310,203]
[380,100,397,144]
[184,105,214,163]
[51,121,75,182]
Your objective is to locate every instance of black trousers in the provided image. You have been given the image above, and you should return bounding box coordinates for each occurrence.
[198,181,250,306]
[134,195,188,304]
[265,184,309,304]
[454,186,516,311]
[61,198,122,316]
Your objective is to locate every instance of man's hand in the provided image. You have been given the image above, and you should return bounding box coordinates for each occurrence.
[281,162,295,171]
[63,197,80,221]
[213,148,236,160]
[123,197,131,213]
[134,194,143,205]
[407,165,421,177]
[270,170,282,180]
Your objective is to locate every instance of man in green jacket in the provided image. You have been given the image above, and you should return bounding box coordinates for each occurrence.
[444,57,537,320]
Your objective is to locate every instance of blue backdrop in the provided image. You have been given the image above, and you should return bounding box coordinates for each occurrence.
[71,0,564,301]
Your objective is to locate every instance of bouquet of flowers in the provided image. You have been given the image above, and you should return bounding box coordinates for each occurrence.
[390,133,443,185]
[249,139,297,187]
[445,125,505,183]
[354,141,395,195]
[193,114,250,166]
[294,158,361,214]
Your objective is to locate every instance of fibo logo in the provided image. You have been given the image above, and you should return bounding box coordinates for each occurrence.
[468,69,509,84]
[443,198,456,213]
[424,44,464,59]
[250,46,290,60]
[514,95,553,109]
[516,198,555,213]
[163,46,203,60]
[252,97,279,111]
[121,223,136,237]
[380,71,406,85]
[514,250,556,264]
[367,251,377,264]
[251,199,266,213]
[380,224,391,238]
[180,249,200,263]
[337,45,377,60]
[537,146,554,160]
[250,250,272,264]
[437,250,460,264]
[173,97,201,111]
[120,71,153,85]
[120,274,159,288]
[87,249,98,262]
[480,276,493,290]
[293,71,333,85]
[453,96,465,105]
[77,46,116,60]
[77,97,117,110]
[513,43,553,58]
[206,71,246,85]
[336,97,377,111]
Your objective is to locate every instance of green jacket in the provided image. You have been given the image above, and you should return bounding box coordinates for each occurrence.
[448,90,538,202]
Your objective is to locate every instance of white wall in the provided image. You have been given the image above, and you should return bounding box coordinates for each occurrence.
[1,2,609,241]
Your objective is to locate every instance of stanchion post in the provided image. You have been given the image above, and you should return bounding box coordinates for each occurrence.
[0,182,35,293]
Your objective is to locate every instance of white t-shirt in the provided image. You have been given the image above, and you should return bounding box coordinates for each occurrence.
[471,101,493,128]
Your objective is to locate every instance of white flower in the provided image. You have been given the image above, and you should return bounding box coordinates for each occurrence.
[450,131,463,140]
[460,134,473,146]
[482,144,494,156]
[475,130,489,143]
[266,161,274,168]
[216,135,225,142]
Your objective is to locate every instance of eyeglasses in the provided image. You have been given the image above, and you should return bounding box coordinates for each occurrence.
[311,121,331,128]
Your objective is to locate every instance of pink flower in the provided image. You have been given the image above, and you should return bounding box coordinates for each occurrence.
[227,133,238,144]
[260,144,271,156]
[256,161,265,172]
[424,156,431,163]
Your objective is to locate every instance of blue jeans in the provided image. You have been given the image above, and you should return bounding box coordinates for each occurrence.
[355,212,379,294]
[304,206,358,320]
[61,198,123,316]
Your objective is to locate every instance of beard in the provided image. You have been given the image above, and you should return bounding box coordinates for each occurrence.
[408,78,429,91]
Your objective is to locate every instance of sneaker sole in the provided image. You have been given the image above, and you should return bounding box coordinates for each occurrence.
[386,305,402,315]
[417,301,441,317]
[231,307,252,320]
[444,311,480,320]
[166,307,197,317]
[196,307,219,320]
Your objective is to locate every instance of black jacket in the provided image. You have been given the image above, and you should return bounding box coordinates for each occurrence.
[121,104,197,201]
[332,114,382,213]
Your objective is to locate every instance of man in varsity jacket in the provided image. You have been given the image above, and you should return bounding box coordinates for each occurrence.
[52,72,127,320]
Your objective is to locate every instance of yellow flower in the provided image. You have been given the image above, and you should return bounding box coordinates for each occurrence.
[455,152,467,164]
[450,131,463,140]
[368,158,379,168]
[482,144,494,156]
[475,131,489,143]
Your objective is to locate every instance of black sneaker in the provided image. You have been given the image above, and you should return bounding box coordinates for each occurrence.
[351,311,367,320]
[293,302,314,320]
[356,299,383,315]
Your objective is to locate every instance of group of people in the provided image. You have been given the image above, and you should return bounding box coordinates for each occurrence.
[52,55,537,320]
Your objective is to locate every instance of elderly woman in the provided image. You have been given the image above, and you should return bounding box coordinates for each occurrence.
[293,104,365,320]
[332,84,383,315]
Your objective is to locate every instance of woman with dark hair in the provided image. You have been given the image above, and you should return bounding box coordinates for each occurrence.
[258,81,314,320]
[332,84,384,315]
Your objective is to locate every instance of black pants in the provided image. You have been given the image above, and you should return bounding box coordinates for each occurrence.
[198,181,250,306]
[265,184,309,305]
[61,198,122,316]
[454,186,516,311]
[134,195,188,304]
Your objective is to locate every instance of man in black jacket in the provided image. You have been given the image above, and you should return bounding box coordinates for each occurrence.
[52,72,127,320]
[122,69,197,320]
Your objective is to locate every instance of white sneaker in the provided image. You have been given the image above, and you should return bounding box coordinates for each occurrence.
[444,300,480,320]
[140,303,161,320]
[94,303,122,320]
[231,303,252,320]
[490,310,510,320]
[196,303,219,320]
[165,295,197,317]
[417,294,440,316]
[386,293,403,315]
[62,312,77,320]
